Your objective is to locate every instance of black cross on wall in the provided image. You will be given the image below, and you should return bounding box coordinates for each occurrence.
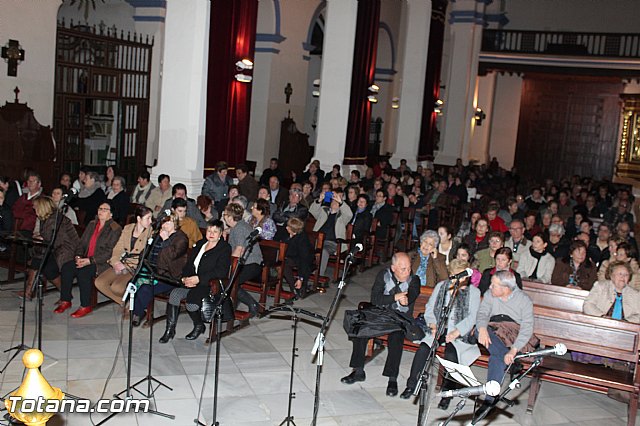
[1,40,25,77]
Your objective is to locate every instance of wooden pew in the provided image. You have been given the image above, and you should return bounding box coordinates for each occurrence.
[522,280,588,312]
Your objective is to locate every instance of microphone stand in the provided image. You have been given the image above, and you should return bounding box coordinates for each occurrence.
[310,250,356,426]
[195,233,259,426]
[438,398,467,426]
[470,357,542,425]
[97,229,174,425]
[265,303,326,426]
[415,276,464,426]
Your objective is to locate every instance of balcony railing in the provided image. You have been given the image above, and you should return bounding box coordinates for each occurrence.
[482,29,640,59]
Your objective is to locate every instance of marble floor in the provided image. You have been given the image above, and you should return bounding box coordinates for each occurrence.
[0,264,637,426]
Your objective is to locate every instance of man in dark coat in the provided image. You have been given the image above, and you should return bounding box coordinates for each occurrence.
[340,252,420,397]
[236,163,259,203]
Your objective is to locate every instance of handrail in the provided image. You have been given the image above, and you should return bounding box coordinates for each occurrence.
[482,29,640,59]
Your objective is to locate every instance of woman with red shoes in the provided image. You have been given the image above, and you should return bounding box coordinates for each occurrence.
[55,200,122,317]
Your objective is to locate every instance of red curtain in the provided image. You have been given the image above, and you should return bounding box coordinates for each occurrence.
[203,0,258,173]
[343,0,381,165]
[418,0,448,161]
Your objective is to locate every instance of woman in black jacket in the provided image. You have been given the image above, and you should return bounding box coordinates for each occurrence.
[72,171,106,226]
[283,217,314,298]
[107,176,130,226]
[159,219,231,343]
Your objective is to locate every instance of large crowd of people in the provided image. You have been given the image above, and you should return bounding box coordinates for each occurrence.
[1,156,639,417]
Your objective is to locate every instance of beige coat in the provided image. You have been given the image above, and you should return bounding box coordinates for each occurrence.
[109,223,152,269]
[583,280,640,324]
[597,259,640,291]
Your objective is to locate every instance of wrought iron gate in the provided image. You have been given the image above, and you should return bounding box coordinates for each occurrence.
[53,19,153,187]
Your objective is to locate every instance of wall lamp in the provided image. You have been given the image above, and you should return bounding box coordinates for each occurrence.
[234,73,253,83]
[367,95,378,103]
[367,83,379,103]
[391,97,400,109]
[474,107,486,125]
[236,59,254,70]
[312,78,320,97]
[434,99,444,115]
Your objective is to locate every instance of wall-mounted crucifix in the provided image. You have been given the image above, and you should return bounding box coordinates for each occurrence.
[1,40,25,77]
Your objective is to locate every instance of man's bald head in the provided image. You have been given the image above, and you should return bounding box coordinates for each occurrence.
[391,252,412,282]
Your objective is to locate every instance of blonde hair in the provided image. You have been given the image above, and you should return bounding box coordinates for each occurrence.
[33,196,56,221]
[448,258,469,276]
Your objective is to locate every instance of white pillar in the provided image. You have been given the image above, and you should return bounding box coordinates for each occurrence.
[468,72,496,165]
[152,0,209,196]
[437,0,485,165]
[314,0,358,171]
[488,73,523,170]
[393,0,432,171]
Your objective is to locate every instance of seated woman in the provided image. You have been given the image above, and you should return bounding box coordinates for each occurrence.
[282,217,315,298]
[159,219,231,343]
[51,186,78,225]
[584,261,640,323]
[463,217,489,255]
[473,231,505,273]
[22,197,80,300]
[196,194,218,223]
[56,201,122,317]
[410,230,448,288]
[455,243,481,287]
[71,171,106,226]
[400,259,481,409]
[598,241,640,290]
[437,225,457,265]
[349,194,372,246]
[479,247,523,295]
[94,205,153,306]
[106,176,130,226]
[132,213,189,326]
[551,240,597,290]
[249,198,276,240]
[516,234,556,284]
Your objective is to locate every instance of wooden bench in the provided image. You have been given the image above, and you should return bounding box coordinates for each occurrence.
[522,280,588,312]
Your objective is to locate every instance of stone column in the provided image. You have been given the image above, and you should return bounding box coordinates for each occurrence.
[437,0,486,165]
[314,0,358,171]
[151,0,209,196]
[393,0,432,170]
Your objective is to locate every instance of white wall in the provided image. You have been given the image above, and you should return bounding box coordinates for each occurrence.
[0,0,62,126]
[487,73,522,170]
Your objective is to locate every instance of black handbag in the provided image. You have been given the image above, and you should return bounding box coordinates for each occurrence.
[200,280,234,323]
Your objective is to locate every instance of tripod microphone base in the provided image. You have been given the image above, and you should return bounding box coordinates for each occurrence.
[0,344,31,373]
[278,416,297,426]
[195,419,219,426]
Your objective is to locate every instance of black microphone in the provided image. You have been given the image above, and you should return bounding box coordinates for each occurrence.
[247,227,262,240]
[448,268,474,280]
[436,381,501,398]
[349,243,364,256]
[514,343,567,359]
[62,187,79,202]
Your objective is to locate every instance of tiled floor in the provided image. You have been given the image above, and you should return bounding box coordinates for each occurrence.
[0,264,637,425]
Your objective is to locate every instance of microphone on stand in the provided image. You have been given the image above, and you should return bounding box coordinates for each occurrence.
[246,227,262,241]
[62,187,79,203]
[448,268,474,280]
[436,381,501,398]
[348,243,364,257]
[514,343,567,360]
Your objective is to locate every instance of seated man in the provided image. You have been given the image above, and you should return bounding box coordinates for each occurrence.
[272,188,308,241]
[170,198,202,247]
[145,174,173,218]
[130,170,155,204]
[475,271,535,404]
[341,252,420,397]
[160,183,207,228]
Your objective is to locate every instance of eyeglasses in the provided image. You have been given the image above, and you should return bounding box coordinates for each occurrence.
[489,239,502,244]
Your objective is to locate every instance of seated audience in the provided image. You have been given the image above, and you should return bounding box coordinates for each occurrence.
[516,234,555,284]
[132,214,189,326]
[475,271,535,402]
[589,222,611,266]
[309,188,353,278]
[257,186,278,218]
[584,261,640,323]
[282,217,315,298]
[474,231,505,273]
[400,259,481,408]
[259,157,284,186]
[479,247,523,295]
[463,217,489,255]
[411,230,448,288]
[12,171,42,234]
[171,198,202,247]
[236,163,259,203]
[249,198,276,240]
[130,170,155,204]
[56,201,122,317]
[455,244,482,287]
[615,220,638,255]
[604,199,634,228]
[94,205,153,305]
[349,194,372,245]
[272,188,309,240]
[598,241,640,290]
[196,194,218,223]
[437,225,457,265]
[106,176,129,226]
[202,161,232,207]
[159,219,231,343]
[103,166,116,196]
[72,171,106,226]
[0,176,21,209]
[51,186,78,226]
[486,206,508,233]
[551,240,597,290]
[341,253,420,397]
[547,223,570,260]
[370,189,394,243]
[145,174,173,218]
[523,211,542,240]
[268,175,289,208]
[20,197,80,300]
[161,183,207,228]
[504,218,530,267]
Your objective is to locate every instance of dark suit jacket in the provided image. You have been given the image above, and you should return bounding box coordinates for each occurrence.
[286,232,314,281]
[373,203,394,240]
[77,219,123,275]
[272,187,289,209]
[110,191,130,226]
[371,268,421,316]
[351,209,372,244]
[238,175,259,203]
[183,238,231,306]
[157,230,189,279]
